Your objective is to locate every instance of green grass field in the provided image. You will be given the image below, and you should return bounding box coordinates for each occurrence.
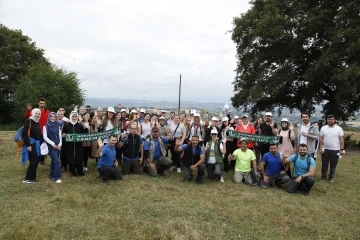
[0,131,359,240]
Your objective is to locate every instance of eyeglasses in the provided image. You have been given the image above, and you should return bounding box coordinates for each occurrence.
[153,131,159,133]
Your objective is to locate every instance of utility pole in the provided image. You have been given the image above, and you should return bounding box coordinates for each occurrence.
[178,74,181,115]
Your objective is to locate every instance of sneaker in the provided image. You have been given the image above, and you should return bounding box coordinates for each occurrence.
[176,168,181,173]
[219,176,224,183]
[328,178,334,183]
[84,167,88,172]
[169,166,176,171]
[22,180,36,183]
[55,179,62,183]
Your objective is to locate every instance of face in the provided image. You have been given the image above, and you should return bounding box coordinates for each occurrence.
[144,114,150,121]
[314,123,319,128]
[173,116,180,124]
[234,118,240,124]
[86,107,91,112]
[281,121,288,128]
[241,117,248,124]
[211,133,217,140]
[38,100,46,109]
[327,117,335,126]
[212,120,218,126]
[257,118,263,125]
[265,115,272,122]
[57,112,64,120]
[191,136,199,146]
[121,112,126,118]
[194,116,200,123]
[79,108,85,114]
[108,136,117,147]
[26,104,32,110]
[240,141,247,151]
[72,114,78,122]
[180,114,185,121]
[299,146,307,156]
[50,114,56,123]
[84,113,90,121]
[159,119,165,126]
[302,114,310,124]
[59,108,65,113]
[223,120,228,126]
[269,145,277,155]
[116,113,121,120]
[170,112,175,118]
[130,125,137,134]
[107,111,114,118]
[97,110,103,117]
[152,129,159,138]
[161,112,166,116]
[140,112,145,118]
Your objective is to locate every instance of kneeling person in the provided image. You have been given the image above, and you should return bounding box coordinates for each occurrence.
[205,129,225,182]
[260,144,290,188]
[282,144,316,196]
[96,135,122,182]
[231,138,258,185]
[175,135,205,184]
[144,127,173,176]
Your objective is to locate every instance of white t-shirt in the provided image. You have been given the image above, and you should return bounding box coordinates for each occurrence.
[169,123,186,138]
[140,122,152,138]
[320,125,344,150]
[103,121,114,144]
[300,123,310,144]
[206,141,223,164]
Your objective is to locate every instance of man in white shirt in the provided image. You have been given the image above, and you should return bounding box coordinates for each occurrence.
[296,112,319,157]
[318,115,344,182]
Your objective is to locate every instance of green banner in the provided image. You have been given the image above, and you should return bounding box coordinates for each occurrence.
[227,130,280,144]
[65,128,122,142]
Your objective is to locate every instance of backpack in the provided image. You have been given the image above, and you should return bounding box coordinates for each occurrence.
[292,153,312,176]
[14,120,31,156]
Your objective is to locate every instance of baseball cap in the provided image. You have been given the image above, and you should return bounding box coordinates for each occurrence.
[239,137,249,143]
[131,109,138,114]
[140,108,145,113]
[161,110,166,113]
[234,115,239,119]
[211,129,218,134]
[107,107,115,113]
[265,112,273,116]
[152,126,159,132]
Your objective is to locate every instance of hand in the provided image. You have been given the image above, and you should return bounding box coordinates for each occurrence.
[167,133,173,139]
[231,154,236,160]
[295,176,302,183]
[74,105,78,111]
[280,170,286,174]
[190,165,197,171]
[254,171,259,175]
[264,176,269,183]
[116,142,123,148]
[97,138,104,148]
[57,146,62,150]
[150,163,156,171]
[139,157,143,164]
[301,132,308,137]
[340,150,345,155]
[94,110,98,116]
[136,106,140,112]
[114,161,118,168]
[52,144,57,149]
[62,133,66,137]
[27,146,32,152]
[126,108,129,114]
[320,149,324,154]
[289,123,294,130]
[283,149,290,158]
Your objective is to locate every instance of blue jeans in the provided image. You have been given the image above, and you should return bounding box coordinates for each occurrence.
[48,145,61,181]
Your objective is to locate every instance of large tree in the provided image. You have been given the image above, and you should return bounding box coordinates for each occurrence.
[0,24,49,124]
[231,0,360,120]
[14,64,85,116]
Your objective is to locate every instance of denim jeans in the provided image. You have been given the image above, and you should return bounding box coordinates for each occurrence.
[48,145,61,181]
[286,176,315,193]
[206,163,222,180]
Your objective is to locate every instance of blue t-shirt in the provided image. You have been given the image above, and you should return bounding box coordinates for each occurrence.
[144,137,169,160]
[262,152,282,176]
[181,144,204,155]
[97,144,116,168]
[288,154,316,177]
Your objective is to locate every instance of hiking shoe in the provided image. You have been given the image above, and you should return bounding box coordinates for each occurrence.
[83,167,88,172]
[169,166,176,171]
[321,177,326,181]
[55,179,62,183]
[177,168,181,173]
[328,178,334,183]
[23,180,36,183]
[303,191,309,196]
[219,176,224,183]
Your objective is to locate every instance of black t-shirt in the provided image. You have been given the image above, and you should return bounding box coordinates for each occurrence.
[260,122,278,136]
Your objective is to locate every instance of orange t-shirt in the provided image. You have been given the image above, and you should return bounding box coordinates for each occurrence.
[235,124,256,149]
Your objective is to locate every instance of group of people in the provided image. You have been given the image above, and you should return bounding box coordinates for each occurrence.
[20,99,345,196]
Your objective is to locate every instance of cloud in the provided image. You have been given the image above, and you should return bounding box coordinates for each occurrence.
[0,0,250,103]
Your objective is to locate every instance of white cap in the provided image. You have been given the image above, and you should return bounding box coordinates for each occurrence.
[241,114,248,118]
[265,112,273,116]
[239,137,249,143]
[131,109,138,114]
[140,108,145,113]
[120,108,126,112]
[40,143,49,155]
[211,116,218,121]
[161,110,166,113]
[234,115,239,119]
[222,117,229,121]
[107,107,115,113]
[281,118,289,122]
[190,109,196,114]
[159,116,166,120]
[210,129,218,134]
[194,113,200,117]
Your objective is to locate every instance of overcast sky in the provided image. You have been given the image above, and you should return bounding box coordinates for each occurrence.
[0,0,250,103]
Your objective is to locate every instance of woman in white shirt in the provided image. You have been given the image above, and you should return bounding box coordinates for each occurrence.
[139,113,152,139]
[102,107,117,144]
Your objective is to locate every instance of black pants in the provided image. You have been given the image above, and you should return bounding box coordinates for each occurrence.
[25,143,39,180]
[223,141,234,172]
[169,145,180,168]
[99,166,122,181]
[60,153,67,170]
[321,149,339,179]
[286,176,315,193]
[122,160,140,175]
[260,143,270,157]
[69,163,84,176]
[83,146,92,168]
[206,163,222,180]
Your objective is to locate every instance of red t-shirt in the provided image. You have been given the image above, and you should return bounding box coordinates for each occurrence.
[235,124,256,148]
[24,110,32,119]
[39,109,50,130]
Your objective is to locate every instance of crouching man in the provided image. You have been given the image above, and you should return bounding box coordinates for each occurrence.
[175,135,205,184]
[231,138,258,185]
[260,144,290,189]
[96,135,123,183]
[282,144,316,196]
[144,127,173,176]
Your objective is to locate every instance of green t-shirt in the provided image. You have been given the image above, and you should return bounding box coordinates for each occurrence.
[233,149,256,172]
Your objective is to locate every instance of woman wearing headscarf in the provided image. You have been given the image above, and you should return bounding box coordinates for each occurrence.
[22,108,42,183]
[62,111,87,176]
[43,112,62,183]
[81,112,92,171]
[277,118,296,177]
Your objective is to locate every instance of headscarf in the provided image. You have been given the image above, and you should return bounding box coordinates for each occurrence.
[69,111,79,125]
[281,121,289,131]
[29,108,41,123]
[46,112,62,128]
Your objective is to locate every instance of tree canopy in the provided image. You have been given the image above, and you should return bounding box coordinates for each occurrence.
[231,0,360,120]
